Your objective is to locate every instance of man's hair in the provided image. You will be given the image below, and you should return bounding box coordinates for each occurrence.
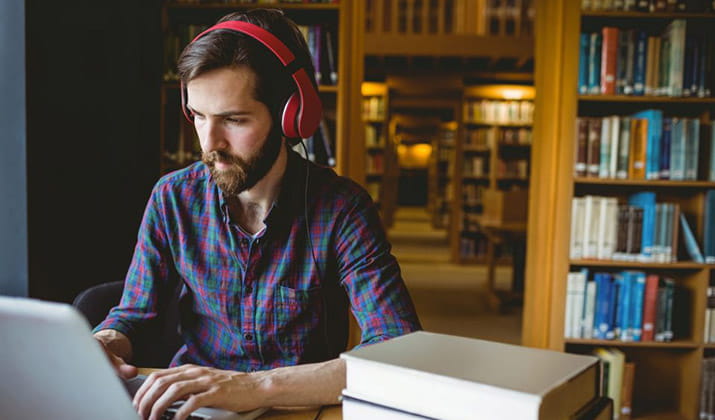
[177,9,317,125]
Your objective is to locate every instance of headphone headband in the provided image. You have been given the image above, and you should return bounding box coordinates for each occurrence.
[181,20,322,139]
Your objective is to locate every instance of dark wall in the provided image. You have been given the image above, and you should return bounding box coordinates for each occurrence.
[0,0,28,296]
[25,1,162,302]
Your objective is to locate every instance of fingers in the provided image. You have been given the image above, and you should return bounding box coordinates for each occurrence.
[171,392,213,420]
[96,338,137,379]
[134,366,206,420]
[149,379,210,420]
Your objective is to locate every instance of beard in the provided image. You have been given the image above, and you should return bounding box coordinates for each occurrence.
[202,126,283,197]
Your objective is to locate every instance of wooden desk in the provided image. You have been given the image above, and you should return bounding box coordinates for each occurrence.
[136,369,342,420]
[475,216,526,313]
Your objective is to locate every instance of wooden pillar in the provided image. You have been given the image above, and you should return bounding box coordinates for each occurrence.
[521,0,580,350]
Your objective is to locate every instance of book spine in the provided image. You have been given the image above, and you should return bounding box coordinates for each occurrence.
[579,33,591,94]
[616,273,632,340]
[655,278,668,341]
[628,191,656,259]
[601,27,619,95]
[609,116,621,178]
[624,30,636,95]
[617,117,631,179]
[576,118,589,177]
[645,36,657,96]
[633,31,648,95]
[680,213,705,263]
[669,20,686,97]
[660,117,672,179]
[663,278,675,341]
[620,362,635,420]
[594,273,613,339]
[685,119,700,181]
[641,274,659,341]
[670,118,685,180]
[588,119,603,177]
[589,33,603,94]
[710,123,715,181]
[704,190,715,263]
[599,117,612,178]
[630,118,647,179]
[630,272,646,341]
[571,197,586,259]
[583,280,597,339]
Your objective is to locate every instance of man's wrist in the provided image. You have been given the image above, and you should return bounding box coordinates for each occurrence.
[249,369,281,408]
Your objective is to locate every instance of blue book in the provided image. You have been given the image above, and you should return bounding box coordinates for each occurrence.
[616,272,633,341]
[579,33,590,95]
[632,109,663,180]
[710,126,715,181]
[704,190,715,264]
[607,275,620,340]
[593,273,613,340]
[630,272,646,342]
[588,33,602,95]
[628,191,657,259]
[633,31,648,96]
[660,118,672,179]
[684,119,700,181]
[680,213,705,263]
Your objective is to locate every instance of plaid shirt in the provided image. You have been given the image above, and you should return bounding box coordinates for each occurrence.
[96,149,421,371]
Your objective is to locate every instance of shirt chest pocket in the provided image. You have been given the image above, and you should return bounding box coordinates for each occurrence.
[273,285,323,357]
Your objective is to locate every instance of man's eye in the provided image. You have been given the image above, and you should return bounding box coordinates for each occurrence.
[226,118,245,125]
[193,113,205,121]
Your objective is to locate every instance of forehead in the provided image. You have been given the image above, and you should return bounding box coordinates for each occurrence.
[186,66,258,109]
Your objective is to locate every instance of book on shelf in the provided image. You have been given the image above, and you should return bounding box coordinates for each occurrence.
[620,362,635,420]
[574,114,708,181]
[593,347,625,419]
[704,285,715,343]
[341,331,601,420]
[463,99,534,125]
[704,190,715,262]
[578,19,713,97]
[700,357,715,420]
[564,270,685,342]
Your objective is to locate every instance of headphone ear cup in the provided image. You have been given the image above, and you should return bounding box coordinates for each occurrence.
[281,92,301,139]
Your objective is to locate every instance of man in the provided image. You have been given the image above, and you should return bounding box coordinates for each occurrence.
[93,9,421,420]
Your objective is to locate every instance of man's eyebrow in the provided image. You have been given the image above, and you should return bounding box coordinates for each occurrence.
[186,105,252,117]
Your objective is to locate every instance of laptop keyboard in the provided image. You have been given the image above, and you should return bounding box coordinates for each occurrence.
[162,408,209,420]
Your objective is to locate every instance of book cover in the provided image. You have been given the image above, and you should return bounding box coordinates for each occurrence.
[628,191,657,259]
[593,348,625,418]
[629,118,647,179]
[684,118,700,181]
[620,362,636,420]
[601,27,619,95]
[589,33,603,94]
[680,213,705,263]
[616,272,634,341]
[341,331,600,420]
[583,280,598,339]
[630,271,646,341]
[570,197,586,259]
[669,118,686,180]
[599,117,613,178]
[632,109,663,180]
[588,119,603,178]
[704,190,715,263]
[641,274,660,341]
[576,118,590,177]
[579,33,591,94]
[660,117,672,179]
[609,116,621,178]
[633,30,648,95]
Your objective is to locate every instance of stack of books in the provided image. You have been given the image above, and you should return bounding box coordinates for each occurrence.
[340,331,611,420]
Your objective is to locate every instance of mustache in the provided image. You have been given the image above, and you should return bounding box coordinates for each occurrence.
[202,150,244,167]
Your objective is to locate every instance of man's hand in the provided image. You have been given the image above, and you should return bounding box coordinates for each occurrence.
[96,338,138,379]
[133,364,266,420]
[94,329,137,379]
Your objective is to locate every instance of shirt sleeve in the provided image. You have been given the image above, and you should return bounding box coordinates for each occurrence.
[93,183,175,343]
[334,190,422,349]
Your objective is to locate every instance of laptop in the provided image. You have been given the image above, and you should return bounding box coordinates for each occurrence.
[0,295,267,420]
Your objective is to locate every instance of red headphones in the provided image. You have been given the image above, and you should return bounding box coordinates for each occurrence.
[181,20,322,139]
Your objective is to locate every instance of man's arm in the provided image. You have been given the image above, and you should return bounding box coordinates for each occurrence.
[133,358,345,420]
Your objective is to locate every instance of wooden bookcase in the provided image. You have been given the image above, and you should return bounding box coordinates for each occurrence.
[158,0,359,177]
[525,2,715,419]
[451,85,534,264]
[428,121,458,230]
[361,82,392,219]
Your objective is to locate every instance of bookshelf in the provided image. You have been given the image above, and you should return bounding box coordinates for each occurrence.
[428,121,457,230]
[362,82,389,212]
[451,85,534,264]
[158,0,358,177]
[525,2,715,419]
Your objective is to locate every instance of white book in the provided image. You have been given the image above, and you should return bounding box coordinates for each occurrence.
[571,272,588,338]
[565,273,577,338]
[570,197,586,259]
[342,395,430,420]
[582,280,597,339]
[597,197,619,260]
[599,118,612,179]
[583,195,602,259]
[341,331,600,420]
[609,116,621,178]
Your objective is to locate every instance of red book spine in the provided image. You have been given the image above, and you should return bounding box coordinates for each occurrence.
[641,274,660,341]
[601,27,619,95]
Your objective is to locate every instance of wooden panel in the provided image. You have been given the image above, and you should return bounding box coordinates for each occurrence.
[342,0,366,183]
[363,33,533,56]
[521,0,581,350]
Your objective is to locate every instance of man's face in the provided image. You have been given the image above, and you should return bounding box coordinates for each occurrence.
[186,66,281,196]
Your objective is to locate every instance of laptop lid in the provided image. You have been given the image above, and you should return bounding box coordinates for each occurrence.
[0,296,266,420]
[0,296,139,419]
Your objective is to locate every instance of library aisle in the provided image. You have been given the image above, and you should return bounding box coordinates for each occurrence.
[389,206,522,345]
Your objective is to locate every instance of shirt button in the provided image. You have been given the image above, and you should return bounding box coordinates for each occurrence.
[244,285,253,295]
[244,333,254,341]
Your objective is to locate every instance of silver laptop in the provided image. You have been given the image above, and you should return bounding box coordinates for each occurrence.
[0,296,267,420]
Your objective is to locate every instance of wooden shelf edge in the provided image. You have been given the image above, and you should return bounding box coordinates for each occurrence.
[565,338,700,349]
[581,10,715,19]
[167,2,340,10]
[574,178,715,187]
[570,259,711,269]
[579,94,715,103]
